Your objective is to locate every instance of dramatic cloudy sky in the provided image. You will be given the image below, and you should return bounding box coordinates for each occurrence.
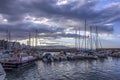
[0,0,120,48]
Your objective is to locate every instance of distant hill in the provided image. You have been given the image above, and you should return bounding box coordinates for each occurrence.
[36,45,71,49]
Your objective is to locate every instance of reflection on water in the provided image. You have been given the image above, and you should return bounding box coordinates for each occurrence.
[6,57,120,80]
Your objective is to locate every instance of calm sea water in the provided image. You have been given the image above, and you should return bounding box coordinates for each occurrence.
[5,57,120,80]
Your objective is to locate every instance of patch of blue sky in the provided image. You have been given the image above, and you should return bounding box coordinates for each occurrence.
[94,0,120,10]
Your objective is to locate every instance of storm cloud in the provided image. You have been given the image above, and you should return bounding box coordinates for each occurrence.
[0,0,119,40]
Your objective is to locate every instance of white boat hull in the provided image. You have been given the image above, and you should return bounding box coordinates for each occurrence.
[0,74,6,80]
[0,63,6,80]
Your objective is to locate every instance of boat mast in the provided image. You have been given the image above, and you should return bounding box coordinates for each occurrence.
[1,32,4,50]
[96,26,98,51]
[81,35,84,51]
[32,33,35,47]
[84,19,87,51]
[98,37,102,49]
[97,28,102,50]
[28,31,31,47]
[78,26,81,50]
[8,31,11,50]
[90,26,93,50]
[32,33,34,47]
[6,30,11,50]
[75,28,77,49]
[35,30,38,48]
[6,30,8,50]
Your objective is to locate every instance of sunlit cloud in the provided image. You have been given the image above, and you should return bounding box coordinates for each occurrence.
[56,0,68,6]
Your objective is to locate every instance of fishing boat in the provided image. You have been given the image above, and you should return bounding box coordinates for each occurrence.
[0,63,6,80]
[0,50,37,70]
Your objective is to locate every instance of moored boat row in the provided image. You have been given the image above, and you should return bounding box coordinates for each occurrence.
[40,50,110,62]
[1,49,120,70]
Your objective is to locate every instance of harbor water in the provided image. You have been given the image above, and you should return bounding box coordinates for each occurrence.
[5,57,120,80]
